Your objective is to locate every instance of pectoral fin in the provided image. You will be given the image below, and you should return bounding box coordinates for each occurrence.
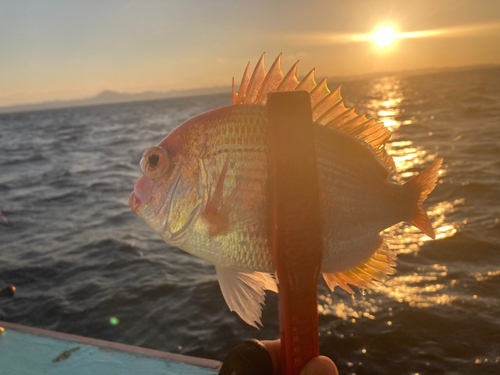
[215,266,277,328]
[200,154,257,237]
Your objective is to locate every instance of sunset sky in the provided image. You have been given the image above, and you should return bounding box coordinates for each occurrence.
[1,0,500,107]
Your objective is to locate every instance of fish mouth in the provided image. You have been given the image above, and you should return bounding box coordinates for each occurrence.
[129,192,141,212]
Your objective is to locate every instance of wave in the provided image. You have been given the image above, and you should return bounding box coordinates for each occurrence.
[1,68,500,371]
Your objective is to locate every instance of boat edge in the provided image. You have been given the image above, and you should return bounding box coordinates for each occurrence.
[0,320,222,370]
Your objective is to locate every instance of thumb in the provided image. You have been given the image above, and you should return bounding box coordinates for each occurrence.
[299,356,339,375]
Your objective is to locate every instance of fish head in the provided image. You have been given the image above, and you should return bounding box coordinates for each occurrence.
[130,114,207,245]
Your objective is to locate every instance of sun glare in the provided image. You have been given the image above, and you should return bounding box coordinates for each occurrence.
[374,27,396,47]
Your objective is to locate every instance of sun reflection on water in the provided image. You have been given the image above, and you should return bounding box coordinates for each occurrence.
[366,78,405,130]
[318,76,464,321]
[375,263,457,309]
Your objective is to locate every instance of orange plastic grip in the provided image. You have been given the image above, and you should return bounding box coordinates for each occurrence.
[267,91,322,375]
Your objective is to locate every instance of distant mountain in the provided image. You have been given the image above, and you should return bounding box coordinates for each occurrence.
[0,87,231,115]
[1,62,499,115]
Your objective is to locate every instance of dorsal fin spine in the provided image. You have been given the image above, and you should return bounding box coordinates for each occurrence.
[344,115,370,136]
[364,130,391,146]
[310,77,330,107]
[312,86,341,120]
[232,77,238,105]
[315,98,345,124]
[338,114,365,133]
[237,62,251,105]
[325,106,357,129]
[360,125,391,142]
[346,119,375,137]
[295,68,316,92]
[312,85,342,112]
[276,60,300,91]
[347,120,382,138]
[312,85,339,111]
[256,53,284,104]
[310,77,329,96]
[244,53,267,104]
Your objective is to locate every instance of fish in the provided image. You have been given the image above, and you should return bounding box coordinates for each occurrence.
[129,53,443,327]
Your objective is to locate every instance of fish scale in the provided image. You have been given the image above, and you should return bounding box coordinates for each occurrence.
[177,105,404,275]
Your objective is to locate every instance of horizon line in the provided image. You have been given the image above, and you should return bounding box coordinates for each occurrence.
[1,62,499,115]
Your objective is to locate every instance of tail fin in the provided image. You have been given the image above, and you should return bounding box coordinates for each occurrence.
[405,158,443,239]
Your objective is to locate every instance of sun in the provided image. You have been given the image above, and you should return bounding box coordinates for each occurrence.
[373,27,396,47]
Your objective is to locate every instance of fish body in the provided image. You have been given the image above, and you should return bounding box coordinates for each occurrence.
[130,54,442,326]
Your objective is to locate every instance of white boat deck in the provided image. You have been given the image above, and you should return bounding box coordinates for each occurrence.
[0,320,221,375]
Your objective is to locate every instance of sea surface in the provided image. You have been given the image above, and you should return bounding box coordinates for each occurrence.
[1,67,500,374]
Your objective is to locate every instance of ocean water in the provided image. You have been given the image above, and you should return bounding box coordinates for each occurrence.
[1,67,500,374]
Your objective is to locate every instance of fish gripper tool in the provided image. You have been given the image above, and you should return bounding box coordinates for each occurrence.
[267,91,323,375]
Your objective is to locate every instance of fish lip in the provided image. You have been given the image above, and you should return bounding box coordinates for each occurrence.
[129,192,141,212]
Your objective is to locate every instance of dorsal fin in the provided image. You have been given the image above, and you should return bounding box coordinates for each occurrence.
[232,53,395,172]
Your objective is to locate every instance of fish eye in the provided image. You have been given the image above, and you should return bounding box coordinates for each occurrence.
[148,154,159,167]
[140,146,171,179]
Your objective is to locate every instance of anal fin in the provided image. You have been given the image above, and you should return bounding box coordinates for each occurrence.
[323,241,396,294]
[216,266,277,328]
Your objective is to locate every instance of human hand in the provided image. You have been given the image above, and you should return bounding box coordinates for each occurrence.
[262,340,338,375]
[219,339,338,375]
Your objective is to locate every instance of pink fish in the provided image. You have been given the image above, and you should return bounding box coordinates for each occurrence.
[130,54,442,327]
